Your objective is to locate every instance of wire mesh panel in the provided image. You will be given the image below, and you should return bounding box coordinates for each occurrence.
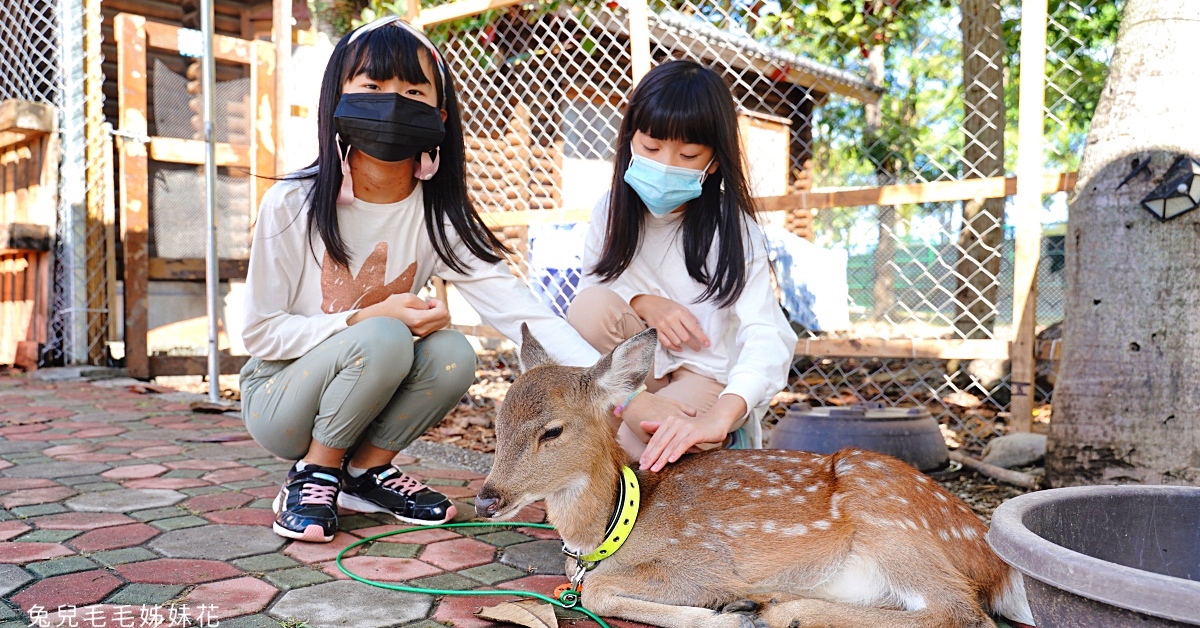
[419,0,1116,448]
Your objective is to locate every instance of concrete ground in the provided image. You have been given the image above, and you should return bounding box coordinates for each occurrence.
[0,369,649,628]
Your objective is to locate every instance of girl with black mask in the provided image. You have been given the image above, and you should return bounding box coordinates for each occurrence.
[239,17,600,543]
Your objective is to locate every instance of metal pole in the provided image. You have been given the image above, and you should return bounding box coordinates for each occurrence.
[201,0,220,402]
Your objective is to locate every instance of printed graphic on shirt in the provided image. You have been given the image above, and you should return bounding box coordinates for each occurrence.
[320,242,418,313]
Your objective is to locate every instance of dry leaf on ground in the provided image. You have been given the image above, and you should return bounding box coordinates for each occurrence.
[475,599,558,627]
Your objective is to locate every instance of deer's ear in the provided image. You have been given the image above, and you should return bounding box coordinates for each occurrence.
[588,328,657,406]
[519,323,555,372]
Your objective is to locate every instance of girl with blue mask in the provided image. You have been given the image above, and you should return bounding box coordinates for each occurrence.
[239,17,599,543]
[568,60,797,472]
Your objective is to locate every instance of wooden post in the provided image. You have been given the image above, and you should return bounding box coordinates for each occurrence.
[627,0,652,85]
[116,13,151,379]
[272,0,290,174]
[251,40,277,217]
[1009,0,1049,433]
[84,0,108,364]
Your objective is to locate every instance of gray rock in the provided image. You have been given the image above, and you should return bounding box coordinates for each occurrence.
[982,433,1047,469]
[269,580,433,628]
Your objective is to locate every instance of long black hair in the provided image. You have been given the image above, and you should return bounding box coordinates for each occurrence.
[591,60,758,308]
[300,21,505,272]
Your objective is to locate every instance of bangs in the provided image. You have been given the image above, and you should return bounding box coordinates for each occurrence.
[342,26,440,97]
[627,72,721,146]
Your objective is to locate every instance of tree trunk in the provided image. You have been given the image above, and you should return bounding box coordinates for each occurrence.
[955,0,1006,339]
[1048,0,1200,487]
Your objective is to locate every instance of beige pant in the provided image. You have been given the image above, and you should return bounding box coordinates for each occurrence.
[567,286,734,455]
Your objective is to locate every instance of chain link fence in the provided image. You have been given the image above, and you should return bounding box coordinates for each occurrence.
[421,0,1121,449]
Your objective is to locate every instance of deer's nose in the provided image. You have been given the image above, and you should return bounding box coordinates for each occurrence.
[475,485,505,517]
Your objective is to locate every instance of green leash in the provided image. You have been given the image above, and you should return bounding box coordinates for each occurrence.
[335,522,611,628]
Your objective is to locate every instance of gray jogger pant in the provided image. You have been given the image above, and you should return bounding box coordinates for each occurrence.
[239,317,476,461]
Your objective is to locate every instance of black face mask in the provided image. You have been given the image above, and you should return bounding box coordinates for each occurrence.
[333,92,445,162]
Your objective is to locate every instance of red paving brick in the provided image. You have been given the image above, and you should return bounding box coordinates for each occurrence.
[419,468,484,481]
[504,574,568,597]
[12,570,122,611]
[1,486,77,508]
[0,543,75,564]
[111,439,170,449]
[432,593,521,628]
[0,521,31,541]
[518,526,562,541]
[201,467,266,484]
[42,444,99,456]
[282,532,363,564]
[0,459,12,470]
[184,491,253,513]
[438,485,480,499]
[34,604,139,628]
[59,453,132,462]
[100,464,169,480]
[115,558,242,584]
[69,523,161,552]
[131,446,184,458]
[31,512,137,530]
[72,427,127,438]
[419,538,496,571]
[184,576,279,617]
[6,431,64,441]
[353,525,461,544]
[391,454,417,465]
[243,485,280,499]
[0,424,51,435]
[123,477,210,490]
[202,508,276,526]
[323,556,441,581]
[164,460,242,471]
[0,478,57,490]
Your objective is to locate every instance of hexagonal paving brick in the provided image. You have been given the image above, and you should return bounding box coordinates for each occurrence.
[1,486,77,508]
[184,577,279,617]
[431,594,510,628]
[65,488,185,512]
[30,512,138,530]
[105,584,186,606]
[69,523,161,552]
[264,567,333,591]
[203,508,274,526]
[324,556,441,582]
[114,558,242,584]
[149,524,285,560]
[499,540,568,575]
[0,564,33,596]
[11,569,122,611]
[0,542,74,564]
[100,464,169,480]
[0,521,31,541]
[183,491,253,513]
[419,538,496,571]
[1,462,112,478]
[269,580,433,628]
[352,525,460,544]
[282,532,362,564]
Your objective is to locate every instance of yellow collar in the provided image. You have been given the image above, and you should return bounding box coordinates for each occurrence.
[577,466,640,566]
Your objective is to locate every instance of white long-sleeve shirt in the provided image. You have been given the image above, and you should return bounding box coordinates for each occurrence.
[579,198,798,412]
[242,179,600,367]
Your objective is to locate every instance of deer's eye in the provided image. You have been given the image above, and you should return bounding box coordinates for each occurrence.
[540,426,563,442]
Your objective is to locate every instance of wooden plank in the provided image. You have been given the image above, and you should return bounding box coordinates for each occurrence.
[0,100,57,150]
[627,0,652,85]
[85,0,108,365]
[251,39,277,218]
[148,137,250,167]
[0,223,52,251]
[1009,0,1050,433]
[143,19,252,64]
[796,338,1012,361]
[149,257,248,281]
[117,13,152,380]
[416,0,526,27]
[150,352,249,377]
[758,173,1076,212]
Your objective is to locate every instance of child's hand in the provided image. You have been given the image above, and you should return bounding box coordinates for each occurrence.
[638,414,727,472]
[629,295,710,352]
[353,294,450,338]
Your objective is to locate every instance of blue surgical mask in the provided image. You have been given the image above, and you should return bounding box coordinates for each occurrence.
[623,153,714,216]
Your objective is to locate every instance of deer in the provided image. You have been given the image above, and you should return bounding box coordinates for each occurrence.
[474,326,1035,628]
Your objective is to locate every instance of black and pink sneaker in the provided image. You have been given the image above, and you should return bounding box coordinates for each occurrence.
[272,463,341,543]
[337,464,456,525]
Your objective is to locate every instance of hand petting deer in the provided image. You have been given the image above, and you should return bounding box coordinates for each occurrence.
[476,326,1034,628]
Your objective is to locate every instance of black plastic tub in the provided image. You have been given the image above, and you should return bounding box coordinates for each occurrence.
[988,485,1200,627]
[770,404,949,471]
